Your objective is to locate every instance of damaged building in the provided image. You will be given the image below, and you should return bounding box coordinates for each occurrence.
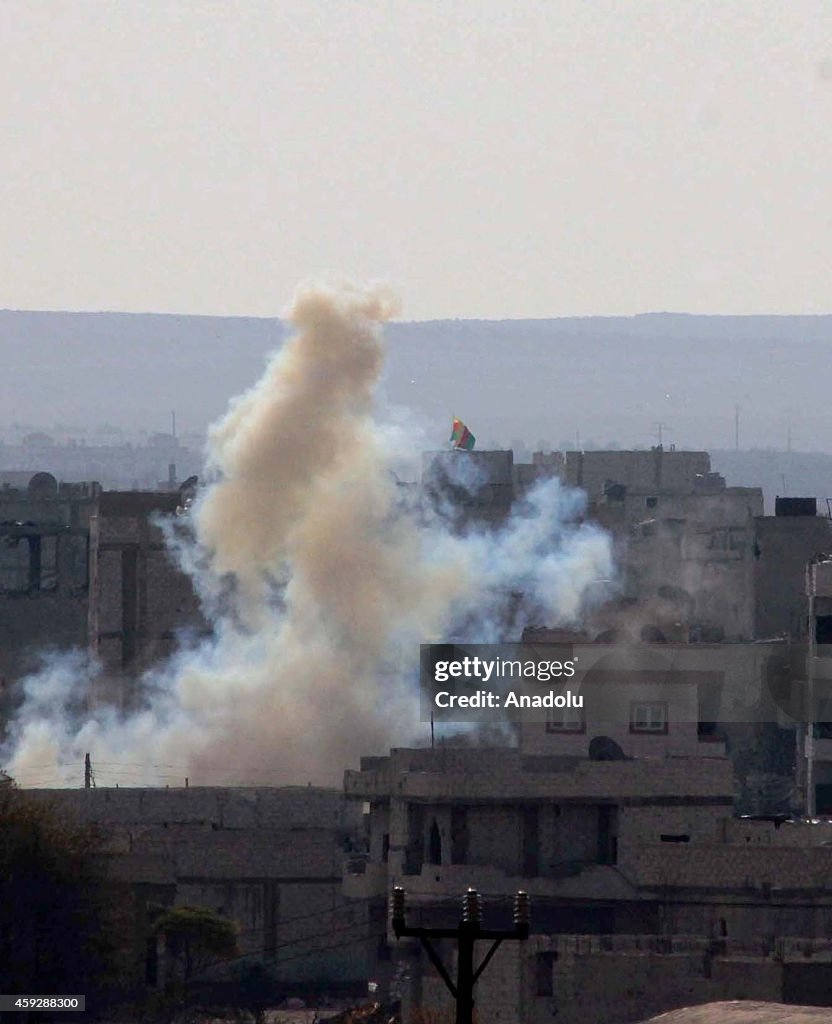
[0,472,203,722]
[422,445,832,645]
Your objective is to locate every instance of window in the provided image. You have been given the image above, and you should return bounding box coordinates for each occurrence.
[630,701,668,734]
[645,495,658,509]
[0,533,58,592]
[535,951,557,997]
[0,536,30,591]
[546,706,586,733]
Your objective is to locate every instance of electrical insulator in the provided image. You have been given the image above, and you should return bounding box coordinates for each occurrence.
[462,887,482,924]
[391,886,406,921]
[514,890,530,927]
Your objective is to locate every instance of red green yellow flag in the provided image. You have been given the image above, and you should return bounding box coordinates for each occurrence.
[450,417,476,451]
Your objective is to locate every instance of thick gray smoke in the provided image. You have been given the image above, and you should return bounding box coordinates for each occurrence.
[1,280,612,787]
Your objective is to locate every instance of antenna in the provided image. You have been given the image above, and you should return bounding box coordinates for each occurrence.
[653,421,671,447]
[734,405,740,451]
[171,410,177,439]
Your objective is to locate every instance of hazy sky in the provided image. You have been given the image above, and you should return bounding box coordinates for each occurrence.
[1,1,830,319]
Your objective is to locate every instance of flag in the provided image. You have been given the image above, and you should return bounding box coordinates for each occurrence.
[450,417,475,451]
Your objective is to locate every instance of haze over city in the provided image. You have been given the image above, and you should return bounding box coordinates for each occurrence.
[3,4,832,1022]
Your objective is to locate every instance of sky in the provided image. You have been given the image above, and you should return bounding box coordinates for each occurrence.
[0,1,831,320]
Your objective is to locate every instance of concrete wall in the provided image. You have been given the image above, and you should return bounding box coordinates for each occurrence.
[563,449,711,498]
[622,841,832,893]
[95,491,205,680]
[403,933,787,1024]
[32,786,371,987]
[346,747,736,803]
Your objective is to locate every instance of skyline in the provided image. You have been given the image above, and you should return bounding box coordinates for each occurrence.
[1,308,831,455]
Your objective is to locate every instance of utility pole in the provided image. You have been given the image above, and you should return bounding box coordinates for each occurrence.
[392,886,529,1024]
[84,752,95,789]
[807,560,817,818]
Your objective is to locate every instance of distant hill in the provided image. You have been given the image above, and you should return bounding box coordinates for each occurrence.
[2,310,831,453]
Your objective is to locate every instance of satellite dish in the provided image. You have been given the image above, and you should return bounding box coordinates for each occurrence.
[589,736,627,761]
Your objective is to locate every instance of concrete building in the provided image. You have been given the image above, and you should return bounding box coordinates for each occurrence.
[421,450,516,528]
[755,502,832,641]
[422,447,831,647]
[0,475,99,692]
[92,489,205,682]
[0,474,204,723]
[345,741,832,1023]
[31,785,373,991]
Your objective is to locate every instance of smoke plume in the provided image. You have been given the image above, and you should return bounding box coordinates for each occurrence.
[1,279,612,787]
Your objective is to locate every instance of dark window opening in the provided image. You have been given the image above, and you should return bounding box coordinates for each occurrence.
[660,833,691,843]
[122,547,138,667]
[404,805,424,875]
[428,818,442,865]
[598,806,618,865]
[816,616,832,655]
[145,936,158,986]
[535,951,557,997]
[522,806,540,878]
[450,806,468,865]
[816,784,832,816]
[645,496,658,509]
[382,833,390,863]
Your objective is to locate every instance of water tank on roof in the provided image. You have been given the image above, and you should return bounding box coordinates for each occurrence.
[775,497,817,517]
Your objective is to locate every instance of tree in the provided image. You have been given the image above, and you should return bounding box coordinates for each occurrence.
[231,957,280,1024]
[0,778,132,1002]
[153,906,238,983]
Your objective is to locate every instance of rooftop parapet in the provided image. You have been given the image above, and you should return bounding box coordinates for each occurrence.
[344,748,734,803]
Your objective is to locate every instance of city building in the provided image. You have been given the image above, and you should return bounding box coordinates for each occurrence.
[0,473,203,722]
[28,785,373,991]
